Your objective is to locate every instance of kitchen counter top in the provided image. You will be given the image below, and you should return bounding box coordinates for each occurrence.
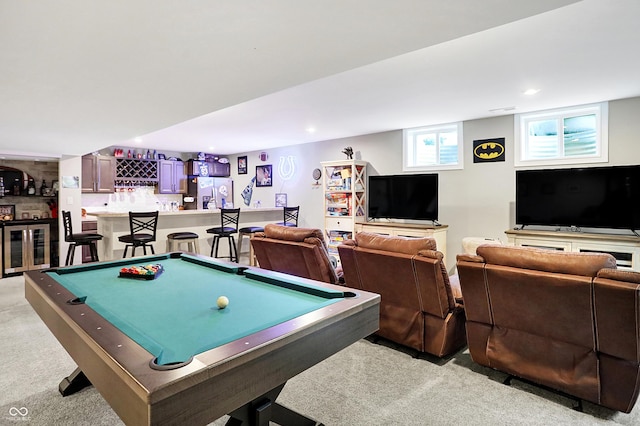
[86,207,281,218]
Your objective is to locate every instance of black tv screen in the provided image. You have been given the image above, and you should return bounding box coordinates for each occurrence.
[368,174,438,221]
[516,165,640,230]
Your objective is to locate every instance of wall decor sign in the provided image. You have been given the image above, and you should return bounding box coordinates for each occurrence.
[278,156,295,181]
[473,138,505,163]
[62,176,80,188]
[275,193,287,207]
[256,165,272,187]
[238,156,248,174]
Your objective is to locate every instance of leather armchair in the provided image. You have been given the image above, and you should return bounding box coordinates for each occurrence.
[457,244,640,412]
[338,232,466,357]
[251,224,340,284]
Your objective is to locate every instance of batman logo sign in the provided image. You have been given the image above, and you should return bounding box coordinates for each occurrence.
[473,138,505,163]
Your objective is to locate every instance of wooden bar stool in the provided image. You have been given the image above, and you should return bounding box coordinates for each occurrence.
[207,208,240,262]
[118,211,159,258]
[237,226,264,266]
[166,232,200,253]
[275,206,299,227]
[62,210,103,265]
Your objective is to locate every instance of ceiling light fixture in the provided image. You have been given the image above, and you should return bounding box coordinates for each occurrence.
[523,89,540,95]
[134,137,142,143]
[489,106,516,113]
[306,127,316,133]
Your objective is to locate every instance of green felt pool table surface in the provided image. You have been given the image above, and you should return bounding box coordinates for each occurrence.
[49,253,346,365]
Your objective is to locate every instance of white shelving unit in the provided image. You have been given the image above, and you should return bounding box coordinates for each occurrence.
[321,160,367,266]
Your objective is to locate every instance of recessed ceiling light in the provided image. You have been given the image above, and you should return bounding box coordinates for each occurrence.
[134,137,142,143]
[523,89,540,96]
[306,127,316,133]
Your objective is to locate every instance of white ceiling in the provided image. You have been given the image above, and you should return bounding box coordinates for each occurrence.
[2,0,639,160]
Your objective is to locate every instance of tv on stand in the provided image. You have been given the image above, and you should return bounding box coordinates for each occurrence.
[368,173,439,223]
[515,165,640,234]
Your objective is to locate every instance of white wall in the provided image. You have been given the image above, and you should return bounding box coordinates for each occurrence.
[58,155,83,264]
[229,96,640,273]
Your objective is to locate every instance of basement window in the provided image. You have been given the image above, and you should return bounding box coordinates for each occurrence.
[403,122,463,171]
[515,102,608,167]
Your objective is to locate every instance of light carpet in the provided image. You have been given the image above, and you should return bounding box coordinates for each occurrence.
[1,276,638,426]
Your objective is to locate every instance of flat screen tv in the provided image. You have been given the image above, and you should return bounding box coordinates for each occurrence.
[368,174,438,221]
[516,165,640,230]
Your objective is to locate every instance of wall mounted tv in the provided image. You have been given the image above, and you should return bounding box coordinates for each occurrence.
[368,173,438,221]
[516,165,640,231]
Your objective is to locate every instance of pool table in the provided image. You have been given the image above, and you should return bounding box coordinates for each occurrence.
[24,252,380,425]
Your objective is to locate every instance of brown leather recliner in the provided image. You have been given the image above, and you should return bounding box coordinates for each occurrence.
[457,244,640,412]
[251,224,340,284]
[338,232,466,357]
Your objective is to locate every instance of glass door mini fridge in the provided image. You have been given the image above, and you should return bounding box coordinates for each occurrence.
[3,223,51,276]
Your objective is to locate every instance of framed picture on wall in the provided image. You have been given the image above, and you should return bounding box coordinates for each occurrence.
[238,156,247,174]
[256,165,272,187]
[275,193,287,207]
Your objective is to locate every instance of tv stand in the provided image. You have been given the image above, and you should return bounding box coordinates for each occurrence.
[505,229,640,271]
[356,222,448,265]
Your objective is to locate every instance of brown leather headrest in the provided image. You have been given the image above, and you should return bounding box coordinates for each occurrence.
[264,223,324,242]
[476,244,617,277]
[597,268,640,284]
[355,232,437,255]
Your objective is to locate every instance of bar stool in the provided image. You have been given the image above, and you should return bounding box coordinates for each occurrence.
[118,211,159,257]
[62,210,103,266]
[207,208,240,262]
[275,206,299,227]
[237,226,264,266]
[166,232,200,253]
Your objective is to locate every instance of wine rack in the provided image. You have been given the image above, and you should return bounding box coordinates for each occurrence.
[115,159,158,187]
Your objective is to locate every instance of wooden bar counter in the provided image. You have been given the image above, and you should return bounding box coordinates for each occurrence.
[88,208,282,261]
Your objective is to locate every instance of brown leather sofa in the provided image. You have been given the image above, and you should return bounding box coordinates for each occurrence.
[457,244,640,412]
[251,224,340,284]
[338,232,466,357]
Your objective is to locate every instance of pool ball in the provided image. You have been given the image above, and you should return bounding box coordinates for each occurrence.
[217,296,229,309]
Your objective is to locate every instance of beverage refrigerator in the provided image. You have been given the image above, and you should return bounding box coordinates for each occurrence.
[183,177,234,210]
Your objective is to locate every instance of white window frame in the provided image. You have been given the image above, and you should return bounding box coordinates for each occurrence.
[514,102,608,167]
[402,122,464,172]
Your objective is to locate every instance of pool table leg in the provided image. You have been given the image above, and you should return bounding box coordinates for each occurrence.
[58,367,92,396]
[226,383,323,426]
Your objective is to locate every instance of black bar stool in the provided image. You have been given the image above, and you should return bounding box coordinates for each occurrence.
[207,208,240,262]
[166,232,200,253]
[275,206,299,227]
[118,211,159,258]
[237,226,264,266]
[62,210,103,266]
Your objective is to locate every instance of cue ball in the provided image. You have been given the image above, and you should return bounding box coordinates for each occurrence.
[217,296,229,309]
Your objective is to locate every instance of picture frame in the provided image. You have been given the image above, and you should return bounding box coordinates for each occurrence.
[62,176,79,189]
[275,193,287,207]
[238,155,248,174]
[256,165,272,187]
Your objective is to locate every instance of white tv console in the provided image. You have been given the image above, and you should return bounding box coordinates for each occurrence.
[505,228,640,272]
[355,222,448,266]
